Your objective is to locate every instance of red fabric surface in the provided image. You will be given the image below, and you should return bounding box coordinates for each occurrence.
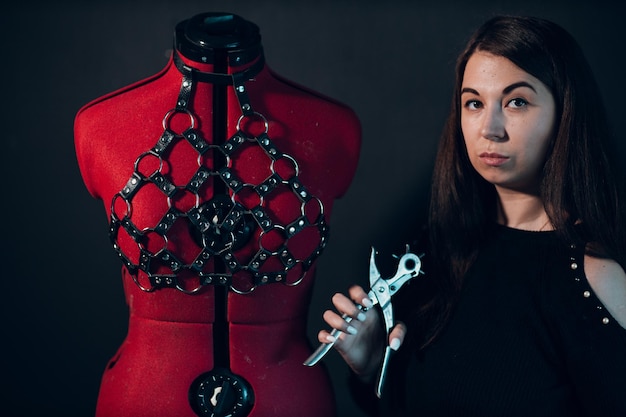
[74,52,360,416]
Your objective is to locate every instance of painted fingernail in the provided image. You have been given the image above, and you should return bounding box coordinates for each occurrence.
[390,338,401,351]
[362,298,374,309]
[346,325,358,335]
[357,312,367,322]
[326,334,336,343]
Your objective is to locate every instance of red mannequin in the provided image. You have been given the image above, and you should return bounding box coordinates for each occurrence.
[74,12,361,417]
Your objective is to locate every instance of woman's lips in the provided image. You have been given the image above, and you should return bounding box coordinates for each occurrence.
[479,152,509,166]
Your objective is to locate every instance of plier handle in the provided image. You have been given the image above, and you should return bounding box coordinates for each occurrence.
[304,246,423,398]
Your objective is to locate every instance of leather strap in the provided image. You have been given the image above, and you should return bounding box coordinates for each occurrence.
[173,50,265,85]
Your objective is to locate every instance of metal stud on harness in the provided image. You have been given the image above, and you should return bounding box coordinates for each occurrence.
[108,51,330,295]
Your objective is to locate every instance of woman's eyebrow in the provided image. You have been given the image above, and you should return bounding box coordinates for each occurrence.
[460,81,537,96]
[503,81,536,94]
[460,87,479,95]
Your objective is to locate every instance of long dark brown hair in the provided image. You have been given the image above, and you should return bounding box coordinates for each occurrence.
[417,15,626,348]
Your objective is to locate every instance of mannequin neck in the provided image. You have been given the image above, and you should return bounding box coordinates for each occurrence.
[174,12,263,71]
[171,13,266,118]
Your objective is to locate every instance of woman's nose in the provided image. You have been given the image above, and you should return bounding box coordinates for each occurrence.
[480,107,506,141]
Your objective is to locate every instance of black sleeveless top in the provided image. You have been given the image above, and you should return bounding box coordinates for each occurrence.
[359,226,626,416]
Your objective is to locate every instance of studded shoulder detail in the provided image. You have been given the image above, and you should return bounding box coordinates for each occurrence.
[568,242,613,326]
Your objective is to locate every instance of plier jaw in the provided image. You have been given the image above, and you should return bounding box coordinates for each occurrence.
[367,246,422,310]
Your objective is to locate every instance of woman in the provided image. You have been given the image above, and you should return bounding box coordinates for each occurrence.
[317,15,626,416]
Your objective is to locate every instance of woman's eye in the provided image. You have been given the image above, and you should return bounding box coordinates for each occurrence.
[465,100,482,110]
[508,98,528,108]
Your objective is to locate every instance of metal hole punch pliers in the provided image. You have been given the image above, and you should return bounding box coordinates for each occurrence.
[303,246,424,398]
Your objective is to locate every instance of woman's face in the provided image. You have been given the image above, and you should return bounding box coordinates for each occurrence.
[460,51,556,194]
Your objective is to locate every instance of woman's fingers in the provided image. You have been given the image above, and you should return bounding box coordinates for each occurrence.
[313,285,396,377]
[388,321,407,351]
[322,309,357,335]
[315,287,372,347]
[317,329,338,344]
[348,285,373,308]
[332,290,367,319]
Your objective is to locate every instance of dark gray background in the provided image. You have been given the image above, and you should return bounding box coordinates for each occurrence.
[2,1,624,416]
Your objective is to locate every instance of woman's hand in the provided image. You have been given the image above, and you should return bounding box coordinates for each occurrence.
[316,285,407,380]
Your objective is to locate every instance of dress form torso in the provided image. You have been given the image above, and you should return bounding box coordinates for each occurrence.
[74,12,361,417]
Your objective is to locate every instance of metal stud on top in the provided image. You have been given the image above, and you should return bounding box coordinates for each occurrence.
[108,53,329,294]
